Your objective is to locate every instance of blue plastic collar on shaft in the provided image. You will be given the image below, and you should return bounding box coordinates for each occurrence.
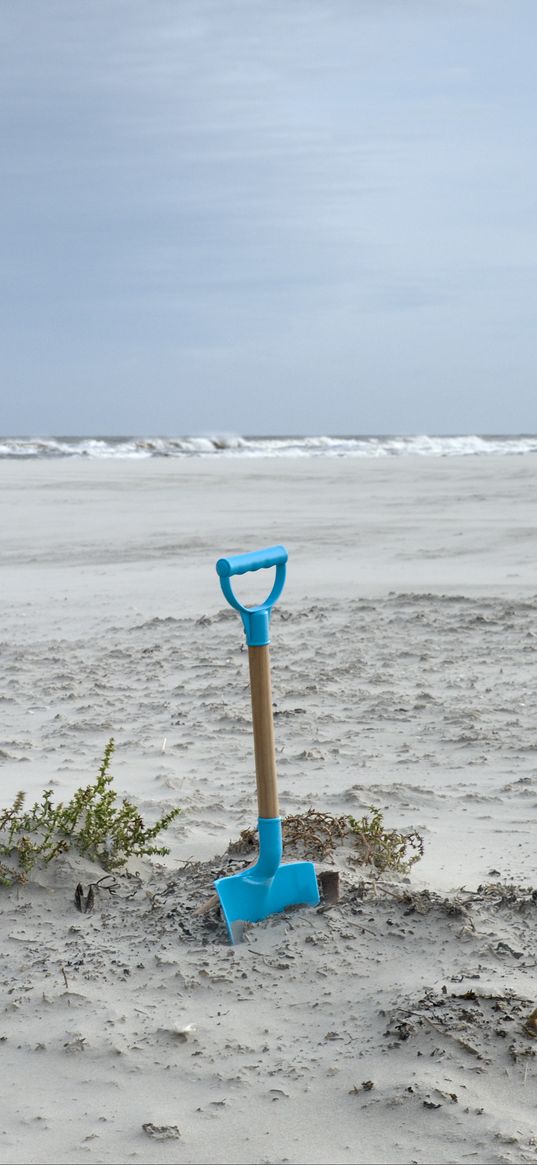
[254,817,283,879]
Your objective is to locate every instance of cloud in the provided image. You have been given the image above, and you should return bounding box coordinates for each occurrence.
[1,0,536,432]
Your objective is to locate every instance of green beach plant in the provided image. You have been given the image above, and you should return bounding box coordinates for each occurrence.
[348,807,424,873]
[0,738,181,886]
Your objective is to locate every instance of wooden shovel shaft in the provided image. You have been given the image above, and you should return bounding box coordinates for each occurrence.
[247,644,279,818]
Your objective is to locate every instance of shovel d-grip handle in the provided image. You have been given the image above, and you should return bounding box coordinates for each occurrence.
[215,544,287,646]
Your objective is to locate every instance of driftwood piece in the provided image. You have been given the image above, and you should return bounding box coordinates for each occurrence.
[193,891,219,917]
[318,869,340,905]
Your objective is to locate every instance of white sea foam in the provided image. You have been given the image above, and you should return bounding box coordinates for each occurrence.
[0,434,536,459]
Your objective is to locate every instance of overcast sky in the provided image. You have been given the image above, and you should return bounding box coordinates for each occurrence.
[1,1,536,436]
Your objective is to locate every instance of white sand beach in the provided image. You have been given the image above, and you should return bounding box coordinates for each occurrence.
[1,453,537,1164]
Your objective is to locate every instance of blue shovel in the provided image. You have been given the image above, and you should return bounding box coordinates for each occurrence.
[214,545,320,943]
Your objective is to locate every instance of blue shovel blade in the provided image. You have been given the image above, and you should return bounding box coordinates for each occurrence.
[215,860,320,944]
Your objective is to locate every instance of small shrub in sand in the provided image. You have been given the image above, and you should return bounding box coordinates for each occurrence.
[229,806,423,875]
[0,738,181,887]
[348,807,424,873]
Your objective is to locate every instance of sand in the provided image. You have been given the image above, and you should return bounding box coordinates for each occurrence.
[1,454,537,1164]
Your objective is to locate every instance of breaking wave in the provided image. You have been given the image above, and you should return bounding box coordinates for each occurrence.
[1,434,537,460]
